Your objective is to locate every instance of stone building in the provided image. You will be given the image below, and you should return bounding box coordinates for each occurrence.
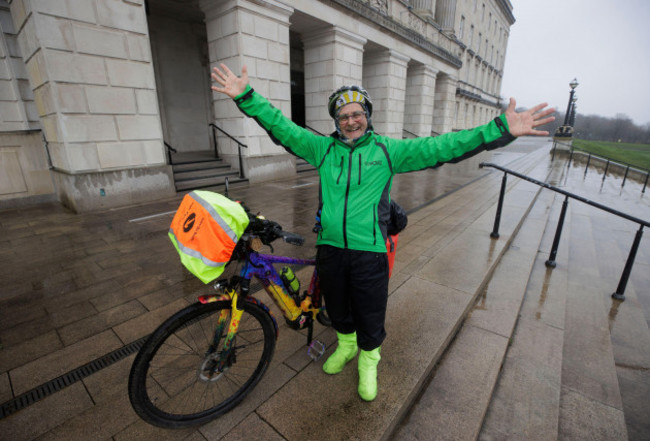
[0,0,514,212]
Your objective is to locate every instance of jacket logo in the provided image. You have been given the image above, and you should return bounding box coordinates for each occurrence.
[365,160,382,166]
[183,213,196,232]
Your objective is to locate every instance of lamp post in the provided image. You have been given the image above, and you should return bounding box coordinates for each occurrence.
[569,95,577,127]
[563,78,579,125]
[555,78,579,139]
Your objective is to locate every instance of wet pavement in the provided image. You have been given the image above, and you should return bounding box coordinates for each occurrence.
[0,139,648,440]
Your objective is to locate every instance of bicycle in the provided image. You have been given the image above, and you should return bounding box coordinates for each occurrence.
[128,208,330,428]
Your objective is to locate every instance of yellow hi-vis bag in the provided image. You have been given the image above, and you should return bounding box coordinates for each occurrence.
[168,191,249,283]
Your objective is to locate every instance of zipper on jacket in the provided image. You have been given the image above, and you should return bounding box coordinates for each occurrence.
[342,151,353,248]
[336,156,344,185]
[358,154,362,185]
[372,204,377,245]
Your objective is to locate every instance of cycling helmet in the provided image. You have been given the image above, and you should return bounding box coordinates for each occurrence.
[327,85,373,119]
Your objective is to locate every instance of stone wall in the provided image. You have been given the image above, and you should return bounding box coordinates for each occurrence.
[0,0,515,210]
[0,1,37,131]
[0,130,55,207]
[7,0,174,211]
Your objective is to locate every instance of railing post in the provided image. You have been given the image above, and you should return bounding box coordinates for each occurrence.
[584,154,591,175]
[612,225,644,301]
[490,172,508,239]
[238,146,244,179]
[567,148,573,167]
[644,171,650,193]
[212,125,220,159]
[603,159,610,181]
[622,165,630,187]
[545,195,569,268]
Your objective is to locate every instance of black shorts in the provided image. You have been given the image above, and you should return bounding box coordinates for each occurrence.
[316,245,389,351]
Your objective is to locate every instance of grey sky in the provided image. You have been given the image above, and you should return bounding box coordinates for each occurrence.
[500,0,650,125]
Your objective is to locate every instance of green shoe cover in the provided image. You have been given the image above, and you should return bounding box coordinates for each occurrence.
[358,347,381,401]
[323,332,358,375]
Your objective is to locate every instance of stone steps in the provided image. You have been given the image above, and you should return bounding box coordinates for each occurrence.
[170,154,249,192]
[389,152,556,441]
[296,158,316,174]
[392,151,638,440]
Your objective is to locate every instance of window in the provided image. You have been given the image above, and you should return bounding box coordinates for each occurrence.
[469,25,474,47]
[459,16,465,40]
[478,32,482,52]
[482,4,485,21]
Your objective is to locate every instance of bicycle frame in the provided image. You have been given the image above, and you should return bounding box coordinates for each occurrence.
[243,253,321,323]
[198,250,325,354]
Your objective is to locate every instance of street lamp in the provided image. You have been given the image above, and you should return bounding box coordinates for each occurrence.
[555,78,579,138]
[569,94,578,127]
[563,78,579,125]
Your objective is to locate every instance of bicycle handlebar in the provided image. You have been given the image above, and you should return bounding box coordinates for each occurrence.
[245,213,304,247]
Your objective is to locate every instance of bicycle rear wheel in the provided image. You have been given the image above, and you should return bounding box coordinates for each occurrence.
[128,300,275,428]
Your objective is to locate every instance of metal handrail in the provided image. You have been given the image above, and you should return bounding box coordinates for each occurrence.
[553,140,650,192]
[164,141,177,165]
[305,125,325,136]
[479,162,648,301]
[402,128,418,139]
[555,139,650,174]
[209,123,248,179]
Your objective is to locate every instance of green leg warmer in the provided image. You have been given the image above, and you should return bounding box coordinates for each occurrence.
[323,332,358,375]
[358,347,381,401]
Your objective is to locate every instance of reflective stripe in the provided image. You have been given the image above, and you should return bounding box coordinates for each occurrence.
[169,229,228,268]
[189,191,239,243]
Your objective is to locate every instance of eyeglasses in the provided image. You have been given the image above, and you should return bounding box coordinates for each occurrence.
[337,111,366,123]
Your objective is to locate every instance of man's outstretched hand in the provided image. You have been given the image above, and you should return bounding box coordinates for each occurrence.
[211,64,249,99]
[505,98,556,137]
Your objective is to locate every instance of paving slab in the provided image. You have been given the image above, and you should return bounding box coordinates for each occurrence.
[219,413,285,441]
[558,387,627,441]
[615,367,650,441]
[0,383,94,441]
[394,324,508,441]
[478,318,564,441]
[9,330,124,396]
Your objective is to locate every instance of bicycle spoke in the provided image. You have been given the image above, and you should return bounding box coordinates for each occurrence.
[129,300,275,427]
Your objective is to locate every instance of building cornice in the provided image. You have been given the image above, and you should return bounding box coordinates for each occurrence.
[327,0,462,68]
[494,0,515,25]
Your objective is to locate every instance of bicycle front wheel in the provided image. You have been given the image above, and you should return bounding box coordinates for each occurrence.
[128,300,276,428]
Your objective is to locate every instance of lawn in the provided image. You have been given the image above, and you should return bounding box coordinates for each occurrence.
[572,139,650,170]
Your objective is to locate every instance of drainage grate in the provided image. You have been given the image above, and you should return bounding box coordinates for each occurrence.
[0,335,149,419]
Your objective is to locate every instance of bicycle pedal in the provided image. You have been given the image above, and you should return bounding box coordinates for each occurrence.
[307,340,326,361]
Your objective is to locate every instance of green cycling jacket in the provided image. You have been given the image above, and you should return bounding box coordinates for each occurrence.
[234,85,516,253]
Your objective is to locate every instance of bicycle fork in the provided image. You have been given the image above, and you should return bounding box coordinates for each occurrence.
[200,290,244,379]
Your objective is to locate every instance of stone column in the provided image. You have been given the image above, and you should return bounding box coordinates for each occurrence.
[9,0,173,212]
[363,49,410,139]
[404,64,437,137]
[465,103,473,131]
[435,0,457,34]
[302,27,366,135]
[432,73,457,134]
[410,0,435,19]
[202,0,294,183]
[0,3,35,131]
